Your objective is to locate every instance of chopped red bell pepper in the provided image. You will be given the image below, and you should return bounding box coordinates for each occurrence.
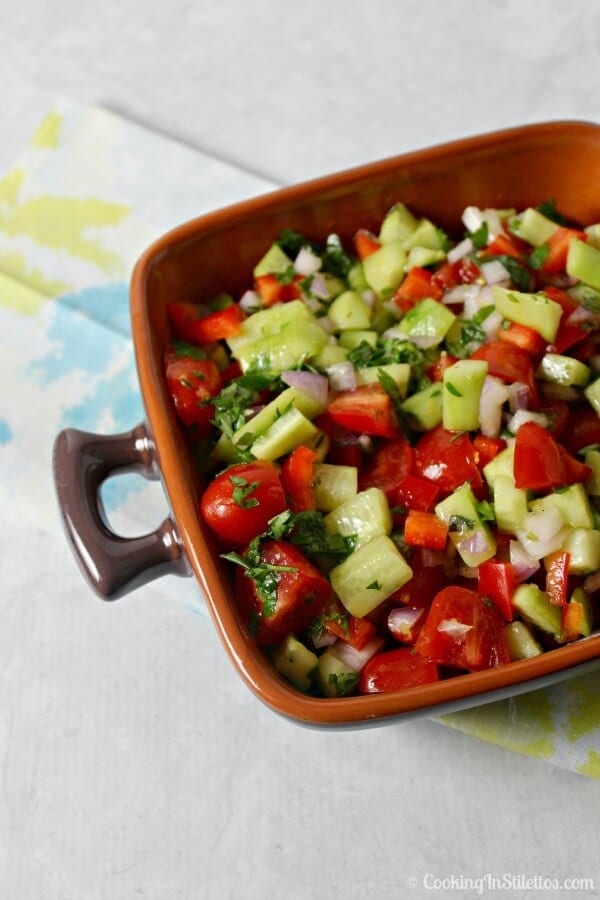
[280,445,317,512]
[540,228,587,276]
[392,473,440,512]
[168,301,243,344]
[325,611,377,650]
[404,511,449,550]
[478,559,516,621]
[561,599,586,643]
[328,385,399,438]
[498,322,547,355]
[545,551,570,607]
[393,266,443,313]
[353,228,381,260]
[473,435,507,468]
[255,273,302,307]
[513,421,591,491]
[486,232,528,261]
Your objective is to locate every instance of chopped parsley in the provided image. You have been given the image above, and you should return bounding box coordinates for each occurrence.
[445,305,494,358]
[476,500,496,523]
[180,378,194,390]
[535,199,568,226]
[347,338,425,371]
[308,609,350,640]
[229,475,260,509]
[436,228,451,252]
[171,340,208,360]
[366,580,382,590]
[277,228,316,258]
[271,509,357,562]
[275,264,297,285]
[328,672,359,696]
[527,243,550,270]
[445,381,462,398]
[448,514,474,535]
[321,234,353,279]
[486,255,532,292]
[467,221,489,249]
[221,548,296,617]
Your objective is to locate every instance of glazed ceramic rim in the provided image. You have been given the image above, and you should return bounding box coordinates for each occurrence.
[131,119,600,726]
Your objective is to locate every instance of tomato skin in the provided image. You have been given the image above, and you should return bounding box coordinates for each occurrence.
[326,612,377,650]
[414,426,483,496]
[255,274,302,307]
[471,340,539,408]
[165,356,222,430]
[540,403,569,440]
[391,473,439,512]
[473,435,506,468]
[353,229,381,260]
[540,228,587,276]
[393,266,443,313]
[486,232,528,261]
[328,385,399,438]
[358,436,413,499]
[564,407,600,453]
[427,352,459,382]
[431,261,460,291]
[236,540,331,645]
[415,586,511,671]
[453,257,481,284]
[498,322,546,356]
[514,422,591,491]
[200,462,287,544]
[359,648,439,694]
[168,302,242,344]
[404,511,448,550]
[281,445,317,512]
[545,552,570,607]
[478,560,516,622]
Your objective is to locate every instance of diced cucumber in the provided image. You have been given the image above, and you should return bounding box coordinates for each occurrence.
[338,330,378,350]
[304,428,330,463]
[585,449,600,496]
[563,587,593,638]
[235,386,326,446]
[505,621,543,660]
[228,299,311,347]
[324,487,392,548]
[394,298,456,347]
[234,322,328,373]
[483,445,514,491]
[492,286,562,343]
[362,240,407,296]
[559,528,600,574]
[313,463,358,512]
[406,247,446,270]
[402,218,445,252]
[442,359,488,432]
[328,291,372,331]
[585,224,600,250]
[568,282,600,308]
[355,363,411,398]
[321,273,346,299]
[584,378,600,417]
[529,484,594,530]
[401,381,443,431]
[493,474,528,535]
[370,301,395,335]
[251,408,317,461]
[317,650,359,698]
[435,482,496,567]
[512,584,562,638]
[567,239,600,291]
[272,635,318,691]
[379,203,418,243]
[516,505,568,560]
[537,353,590,387]
[330,534,413,618]
[510,207,559,247]
[312,343,349,369]
[253,243,293,277]
[348,261,370,293]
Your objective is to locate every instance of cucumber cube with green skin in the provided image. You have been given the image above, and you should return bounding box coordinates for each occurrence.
[442,359,488,432]
[492,286,562,343]
[348,261,370,293]
[584,450,600,496]
[406,247,446,270]
[313,463,358,512]
[493,474,529,535]
[401,218,445,251]
[394,298,456,347]
[559,528,600,574]
[338,330,378,351]
[330,534,413,618]
[510,207,559,247]
[328,291,372,331]
[584,377,600,417]
[505,621,543,660]
[252,242,294,277]
[324,487,392,549]
[321,274,346,299]
[536,354,590,387]
[529,484,594,530]
[401,381,443,431]
[564,587,593,638]
[227,299,313,350]
[251,408,317,461]
[379,203,418,244]
[312,343,349,370]
[355,363,411,398]
[435,482,496,567]
[317,650,359,698]
[567,239,600,291]
[512,584,562,639]
[272,635,318,691]
[585,224,600,250]
[362,240,407,295]
[483,446,515,491]
[232,321,328,373]
[568,282,600,308]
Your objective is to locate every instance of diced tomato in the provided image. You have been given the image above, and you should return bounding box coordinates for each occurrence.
[453,257,481,284]
[325,611,377,651]
[392,473,439,512]
[354,228,381,260]
[415,586,511,671]
[478,560,516,622]
[358,436,413,499]
[386,563,446,612]
[254,273,302,307]
[431,261,460,291]
[513,422,591,491]
[165,355,223,430]
[561,600,586,643]
[545,552,570,607]
[404,511,448,550]
[427,352,459,382]
[414,426,483,496]
[220,360,243,384]
[314,413,364,468]
[471,340,539,408]
[498,322,546,356]
[200,461,287,544]
[329,444,363,468]
[486,232,528,261]
[392,266,443,313]
[542,285,592,354]
[235,540,331,646]
[359,648,439,694]
[281,445,317,512]
[168,301,243,344]
[540,228,587,276]
[540,403,569,440]
[328,385,399,438]
[543,285,579,317]
[473,435,506,468]
[563,407,600,453]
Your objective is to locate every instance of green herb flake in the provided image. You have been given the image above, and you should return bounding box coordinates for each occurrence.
[535,199,568,226]
[322,234,352,279]
[436,228,451,252]
[221,549,297,618]
[180,377,194,390]
[481,597,495,609]
[448,514,474,534]
[328,672,359,696]
[467,221,489,250]
[229,475,260,509]
[172,340,208,361]
[527,243,550,270]
[445,381,462,397]
[275,264,297,285]
[477,500,496,523]
[487,255,532,292]
[366,580,382,590]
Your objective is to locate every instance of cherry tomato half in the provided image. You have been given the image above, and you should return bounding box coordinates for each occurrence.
[200,461,287,544]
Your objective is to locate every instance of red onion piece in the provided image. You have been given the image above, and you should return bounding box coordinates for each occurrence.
[388,607,424,640]
[507,382,531,413]
[327,362,357,392]
[294,246,322,276]
[309,273,330,300]
[447,237,474,265]
[510,540,540,583]
[420,548,446,568]
[481,260,511,285]
[316,315,335,334]
[311,631,337,650]
[332,636,385,672]
[438,618,473,638]
[566,304,598,326]
[281,370,329,407]
[457,529,490,557]
[479,375,510,438]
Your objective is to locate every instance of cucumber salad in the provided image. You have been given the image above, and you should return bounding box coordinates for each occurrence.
[164,199,600,698]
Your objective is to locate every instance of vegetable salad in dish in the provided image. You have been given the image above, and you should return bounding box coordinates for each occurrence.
[163,199,600,698]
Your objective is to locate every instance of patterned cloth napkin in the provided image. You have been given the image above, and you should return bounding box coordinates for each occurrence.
[2,98,598,778]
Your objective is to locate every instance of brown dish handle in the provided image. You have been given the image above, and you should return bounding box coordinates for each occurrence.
[53,423,189,600]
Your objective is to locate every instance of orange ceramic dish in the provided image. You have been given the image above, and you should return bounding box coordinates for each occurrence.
[55,121,600,727]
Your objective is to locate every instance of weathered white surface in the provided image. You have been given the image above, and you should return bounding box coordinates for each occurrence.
[1,2,600,898]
